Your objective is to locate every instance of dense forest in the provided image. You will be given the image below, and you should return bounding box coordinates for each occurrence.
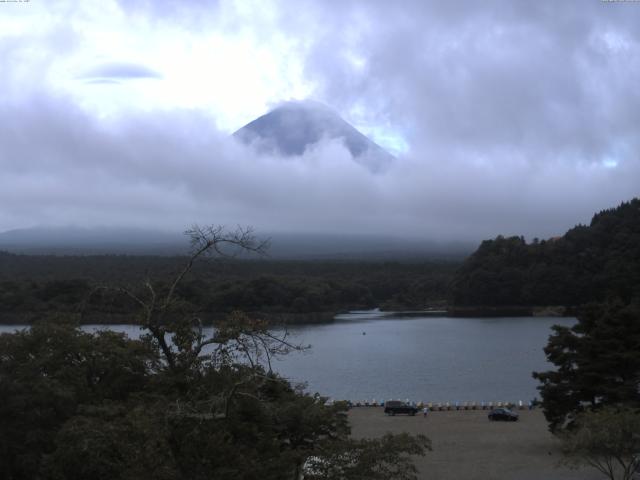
[0,253,457,324]
[451,199,640,309]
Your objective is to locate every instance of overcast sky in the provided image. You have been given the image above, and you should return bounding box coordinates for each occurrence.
[1,0,639,242]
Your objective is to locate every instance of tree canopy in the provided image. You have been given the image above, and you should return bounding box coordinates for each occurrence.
[560,406,640,480]
[533,299,640,432]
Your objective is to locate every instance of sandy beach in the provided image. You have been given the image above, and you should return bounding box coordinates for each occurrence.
[348,407,604,480]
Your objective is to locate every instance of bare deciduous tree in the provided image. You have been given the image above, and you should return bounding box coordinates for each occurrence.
[115,225,290,372]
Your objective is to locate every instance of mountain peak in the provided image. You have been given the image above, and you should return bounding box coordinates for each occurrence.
[233,101,394,173]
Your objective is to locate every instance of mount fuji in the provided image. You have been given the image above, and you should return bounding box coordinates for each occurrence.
[233,101,394,173]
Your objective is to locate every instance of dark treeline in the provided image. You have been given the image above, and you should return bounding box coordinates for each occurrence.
[0,254,457,323]
[451,198,640,308]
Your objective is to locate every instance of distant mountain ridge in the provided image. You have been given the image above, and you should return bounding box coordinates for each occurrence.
[451,198,640,308]
[0,226,473,260]
[233,100,394,173]
[0,226,185,255]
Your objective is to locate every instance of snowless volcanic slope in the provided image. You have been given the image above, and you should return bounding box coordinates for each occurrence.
[233,101,394,172]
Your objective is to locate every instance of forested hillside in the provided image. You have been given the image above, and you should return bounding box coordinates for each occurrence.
[451,199,640,308]
[0,255,456,323]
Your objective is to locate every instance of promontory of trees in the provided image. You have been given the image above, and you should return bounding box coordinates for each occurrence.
[451,198,640,314]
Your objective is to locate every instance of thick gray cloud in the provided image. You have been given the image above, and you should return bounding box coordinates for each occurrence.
[0,1,639,242]
[298,1,640,164]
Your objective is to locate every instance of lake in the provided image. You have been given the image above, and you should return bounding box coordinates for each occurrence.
[0,313,574,404]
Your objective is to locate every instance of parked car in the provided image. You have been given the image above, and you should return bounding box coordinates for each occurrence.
[384,401,418,416]
[488,408,519,421]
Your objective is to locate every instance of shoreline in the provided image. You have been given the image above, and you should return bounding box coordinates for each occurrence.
[0,305,576,326]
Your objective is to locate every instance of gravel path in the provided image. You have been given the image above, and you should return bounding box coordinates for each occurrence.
[348,407,604,480]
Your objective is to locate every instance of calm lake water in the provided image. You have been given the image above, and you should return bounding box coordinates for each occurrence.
[0,313,574,404]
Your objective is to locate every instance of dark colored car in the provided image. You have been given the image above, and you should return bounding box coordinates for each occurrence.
[488,408,519,421]
[384,401,419,416]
